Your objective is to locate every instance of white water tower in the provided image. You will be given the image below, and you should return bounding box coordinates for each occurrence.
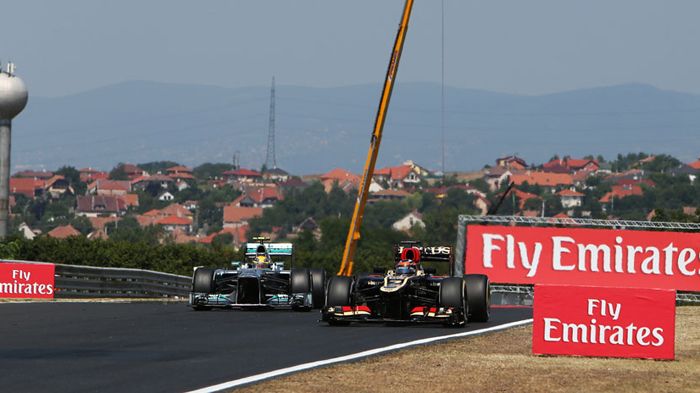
[0,62,29,238]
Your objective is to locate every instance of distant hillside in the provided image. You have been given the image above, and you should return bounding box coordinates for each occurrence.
[12,81,700,173]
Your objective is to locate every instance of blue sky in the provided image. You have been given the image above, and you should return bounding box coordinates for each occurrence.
[3,0,700,97]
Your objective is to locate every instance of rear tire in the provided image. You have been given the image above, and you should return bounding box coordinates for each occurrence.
[309,268,326,309]
[464,274,490,322]
[291,268,310,293]
[439,277,467,327]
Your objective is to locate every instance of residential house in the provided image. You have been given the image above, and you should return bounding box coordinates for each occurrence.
[9,178,45,199]
[121,164,147,180]
[166,165,195,181]
[510,188,540,210]
[392,211,425,233]
[76,195,128,217]
[223,168,263,184]
[223,203,263,228]
[131,174,175,192]
[557,189,585,209]
[88,180,131,196]
[158,191,175,202]
[319,168,360,193]
[669,164,698,184]
[45,175,73,199]
[290,217,321,240]
[117,194,139,208]
[542,157,599,173]
[263,167,290,183]
[599,184,644,205]
[689,158,700,170]
[79,167,108,183]
[510,171,574,192]
[483,167,512,192]
[47,224,81,239]
[156,216,193,234]
[374,160,431,189]
[496,155,527,170]
[232,186,283,208]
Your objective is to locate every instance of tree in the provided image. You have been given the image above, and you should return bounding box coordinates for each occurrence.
[193,163,235,180]
[109,163,129,180]
[138,161,179,174]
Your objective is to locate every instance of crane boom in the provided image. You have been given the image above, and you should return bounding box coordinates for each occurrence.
[337,0,415,277]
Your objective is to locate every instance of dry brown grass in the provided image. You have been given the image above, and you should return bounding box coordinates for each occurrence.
[238,307,700,393]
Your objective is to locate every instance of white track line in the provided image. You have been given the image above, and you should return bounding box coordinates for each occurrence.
[187,318,534,393]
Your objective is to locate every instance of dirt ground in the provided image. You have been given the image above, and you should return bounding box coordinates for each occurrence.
[238,307,700,393]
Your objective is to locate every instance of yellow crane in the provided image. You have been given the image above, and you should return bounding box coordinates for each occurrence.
[337,0,415,277]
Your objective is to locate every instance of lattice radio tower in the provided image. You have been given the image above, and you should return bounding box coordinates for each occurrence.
[265,76,277,169]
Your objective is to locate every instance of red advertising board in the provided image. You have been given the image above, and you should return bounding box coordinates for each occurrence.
[0,263,55,298]
[533,285,675,359]
[465,225,700,291]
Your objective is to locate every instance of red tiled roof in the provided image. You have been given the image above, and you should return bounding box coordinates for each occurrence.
[511,171,573,187]
[557,189,585,197]
[121,164,144,175]
[156,216,192,226]
[88,216,121,230]
[117,194,139,207]
[222,168,262,177]
[47,225,81,239]
[76,195,127,213]
[600,185,644,203]
[89,180,131,192]
[375,165,413,181]
[160,203,193,218]
[10,178,45,198]
[554,213,570,219]
[241,186,283,205]
[130,174,174,184]
[136,215,158,227]
[223,205,263,223]
[689,159,700,170]
[166,165,193,173]
[320,168,359,182]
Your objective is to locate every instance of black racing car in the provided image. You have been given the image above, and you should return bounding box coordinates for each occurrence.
[189,238,326,311]
[321,241,489,326]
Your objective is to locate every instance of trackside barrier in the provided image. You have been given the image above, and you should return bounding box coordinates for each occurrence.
[1,260,190,298]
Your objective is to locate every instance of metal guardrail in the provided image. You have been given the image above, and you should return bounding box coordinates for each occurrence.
[490,284,700,305]
[1,260,191,298]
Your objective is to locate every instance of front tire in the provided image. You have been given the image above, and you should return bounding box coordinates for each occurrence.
[439,277,467,327]
[464,274,490,322]
[325,276,353,326]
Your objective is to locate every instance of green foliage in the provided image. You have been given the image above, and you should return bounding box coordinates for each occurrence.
[109,163,130,180]
[55,166,87,195]
[193,162,235,180]
[105,217,163,245]
[70,216,93,236]
[5,236,237,276]
[0,240,21,259]
[610,153,649,172]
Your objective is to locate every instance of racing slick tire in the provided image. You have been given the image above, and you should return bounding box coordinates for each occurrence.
[192,268,215,311]
[310,268,327,309]
[439,277,467,327]
[325,276,353,326]
[464,274,490,322]
[193,268,215,293]
[291,268,311,312]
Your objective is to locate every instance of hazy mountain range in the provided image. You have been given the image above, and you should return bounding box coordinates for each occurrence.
[12,81,700,174]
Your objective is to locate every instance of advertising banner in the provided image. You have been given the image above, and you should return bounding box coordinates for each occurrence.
[465,225,700,291]
[532,285,675,360]
[0,263,55,298]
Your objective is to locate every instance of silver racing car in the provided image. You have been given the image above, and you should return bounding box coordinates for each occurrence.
[189,237,326,311]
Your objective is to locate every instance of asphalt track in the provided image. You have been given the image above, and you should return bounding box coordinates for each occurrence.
[0,302,531,393]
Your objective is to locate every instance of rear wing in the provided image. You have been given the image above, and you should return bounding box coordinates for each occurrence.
[394,245,452,262]
[245,242,294,256]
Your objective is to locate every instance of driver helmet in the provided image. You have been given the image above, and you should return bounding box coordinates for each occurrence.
[255,254,269,269]
[395,260,417,275]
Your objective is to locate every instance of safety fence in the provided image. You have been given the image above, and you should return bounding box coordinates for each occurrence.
[1,260,191,298]
[490,284,700,305]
